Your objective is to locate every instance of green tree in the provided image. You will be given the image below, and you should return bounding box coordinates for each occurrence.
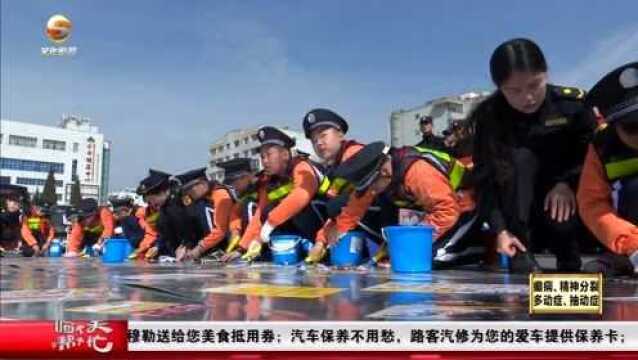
[70,176,82,208]
[32,188,41,204]
[42,169,58,206]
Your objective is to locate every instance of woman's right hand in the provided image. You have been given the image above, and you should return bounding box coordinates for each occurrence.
[496,230,527,257]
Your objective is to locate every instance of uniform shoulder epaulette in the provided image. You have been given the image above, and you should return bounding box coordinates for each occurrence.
[552,85,586,100]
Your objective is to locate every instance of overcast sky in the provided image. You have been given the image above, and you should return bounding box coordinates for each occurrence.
[2,0,637,190]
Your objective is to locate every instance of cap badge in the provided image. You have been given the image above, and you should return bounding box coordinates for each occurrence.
[619,67,638,89]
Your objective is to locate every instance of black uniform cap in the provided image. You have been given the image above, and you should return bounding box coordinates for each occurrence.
[257,126,295,149]
[109,195,134,210]
[174,168,209,190]
[217,158,253,183]
[419,116,433,125]
[303,108,349,138]
[78,198,98,218]
[333,141,391,192]
[137,169,171,195]
[586,62,638,125]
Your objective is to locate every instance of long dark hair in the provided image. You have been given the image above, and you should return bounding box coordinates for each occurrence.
[470,38,548,188]
[490,38,547,87]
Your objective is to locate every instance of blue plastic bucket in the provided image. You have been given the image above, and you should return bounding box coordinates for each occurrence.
[330,231,366,267]
[48,240,63,257]
[101,238,129,263]
[383,225,433,273]
[269,235,302,265]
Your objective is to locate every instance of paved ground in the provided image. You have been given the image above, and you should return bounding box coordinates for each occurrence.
[1,257,637,321]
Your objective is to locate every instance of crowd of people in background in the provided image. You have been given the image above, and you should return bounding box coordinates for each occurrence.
[2,37,638,277]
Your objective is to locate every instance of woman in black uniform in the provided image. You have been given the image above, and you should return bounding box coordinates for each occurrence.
[471,38,596,272]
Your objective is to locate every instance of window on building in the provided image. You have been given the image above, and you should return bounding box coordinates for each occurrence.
[251,148,259,155]
[244,138,250,145]
[0,133,3,144]
[211,148,216,155]
[233,153,240,159]
[226,144,231,150]
[234,140,240,147]
[56,194,62,201]
[73,142,79,152]
[0,176,10,184]
[16,177,63,187]
[42,139,66,151]
[251,135,258,141]
[448,103,464,114]
[0,158,64,173]
[72,159,78,177]
[8,135,37,148]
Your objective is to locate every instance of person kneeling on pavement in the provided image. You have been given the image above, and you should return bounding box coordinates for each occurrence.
[21,199,55,257]
[65,198,114,257]
[578,62,638,276]
[222,126,328,263]
[173,168,236,262]
[325,141,482,269]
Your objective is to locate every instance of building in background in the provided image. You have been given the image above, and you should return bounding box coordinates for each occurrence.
[208,126,316,182]
[389,91,491,147]
[108,188,145,207]
[0,115,110,204]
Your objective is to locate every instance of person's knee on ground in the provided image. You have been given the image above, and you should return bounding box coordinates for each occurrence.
[583,252,634,276]
[541,212,582,271]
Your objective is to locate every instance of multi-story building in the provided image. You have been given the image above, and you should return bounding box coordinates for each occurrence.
[389,91,491,147]
[0,115,111,204]
[208,126,316,181]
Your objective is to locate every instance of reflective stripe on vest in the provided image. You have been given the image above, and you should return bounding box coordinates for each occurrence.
[322,176,354,197]
[146,211,160,228]
[414,146,466,191]
[266,161,328,203]
[27,217,42,231]
[240,191,258,203]
[605,158,638,181]
[593,126,638,182]
[84,224,104,236]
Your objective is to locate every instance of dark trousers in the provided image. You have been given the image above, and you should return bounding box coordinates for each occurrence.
[618,176,638,222]
[118,216,145,248]
[261,200,327,242]
[326,193,397,242]
[502,148,584,271]
[21,232,46,257]
[587,176,638,274]
[433,209,485,267]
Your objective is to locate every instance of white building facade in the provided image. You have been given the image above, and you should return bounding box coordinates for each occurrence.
[208,126,317,181]
[0,115,111,204]
[390,91,491,147]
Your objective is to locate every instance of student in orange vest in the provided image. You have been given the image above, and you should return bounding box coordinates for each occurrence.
[109,195,144,250]
[173,168,235,261]
[301,108,368,263]
[217,158,259,254]
[65,198,114,257]
[577,62,638,276]
[21,199,55,257]
[327,141,483,268]
[222,126,327,262]
[132,169,174,260]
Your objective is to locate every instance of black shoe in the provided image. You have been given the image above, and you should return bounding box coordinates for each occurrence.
[583,253,634,277]
[556,258,582,272]
[509,251,543,274]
